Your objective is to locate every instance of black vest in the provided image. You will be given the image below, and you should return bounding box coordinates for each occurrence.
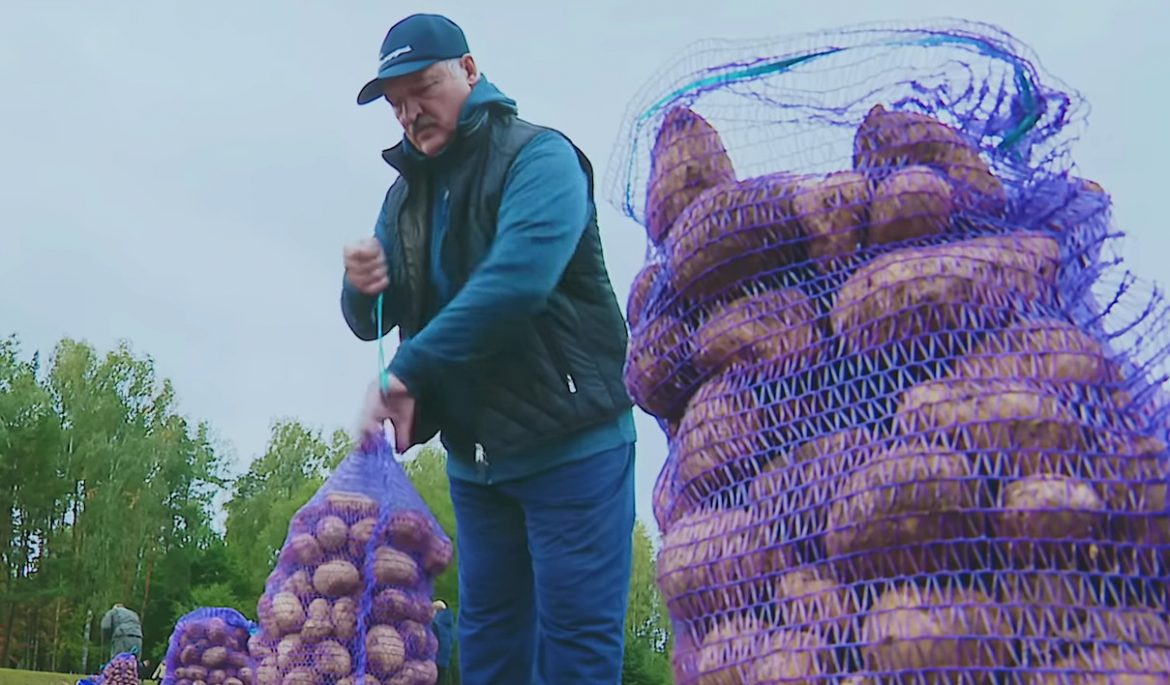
[381,113,633,462]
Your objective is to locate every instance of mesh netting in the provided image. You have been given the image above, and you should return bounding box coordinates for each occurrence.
[250,433,450,685]
[607,18,1170,685]
[91,652,139,685]
[162,607,257,685]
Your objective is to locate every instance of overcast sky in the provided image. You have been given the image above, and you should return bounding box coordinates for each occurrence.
[2,1,1166,540]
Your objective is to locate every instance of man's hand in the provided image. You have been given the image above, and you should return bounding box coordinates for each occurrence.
[343,237,390,295]
[357,373,415,454]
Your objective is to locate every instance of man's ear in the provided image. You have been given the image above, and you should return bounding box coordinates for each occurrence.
[461,54,480,86]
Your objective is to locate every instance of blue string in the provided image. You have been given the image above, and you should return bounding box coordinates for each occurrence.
[376,292,389,394]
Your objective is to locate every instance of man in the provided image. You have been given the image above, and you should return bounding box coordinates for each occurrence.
[99,603,143,660]
[340,13,636,685]
[431,599,455,684]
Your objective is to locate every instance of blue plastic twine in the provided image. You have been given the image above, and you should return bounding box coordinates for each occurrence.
[376,292,389,394]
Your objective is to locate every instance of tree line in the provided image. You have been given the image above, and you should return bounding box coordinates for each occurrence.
[0,334,674,683]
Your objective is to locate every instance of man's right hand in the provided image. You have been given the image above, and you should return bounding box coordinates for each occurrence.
[343,237,390,295]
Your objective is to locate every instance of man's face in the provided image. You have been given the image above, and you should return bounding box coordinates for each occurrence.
[382,56,477,157]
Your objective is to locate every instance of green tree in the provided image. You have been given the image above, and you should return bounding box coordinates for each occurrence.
[222,419,351,597]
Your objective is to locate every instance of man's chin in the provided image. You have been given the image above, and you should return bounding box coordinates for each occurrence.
[411,130,451,157]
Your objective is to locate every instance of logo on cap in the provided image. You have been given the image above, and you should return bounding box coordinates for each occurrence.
[381,45,413,65]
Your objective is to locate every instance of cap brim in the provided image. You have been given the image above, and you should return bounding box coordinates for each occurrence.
[356,59,438,105]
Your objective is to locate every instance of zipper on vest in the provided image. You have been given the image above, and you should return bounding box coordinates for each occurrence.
[537,322,577,395]
[565,374,577,394]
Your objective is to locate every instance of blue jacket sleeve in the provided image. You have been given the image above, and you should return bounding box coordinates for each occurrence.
[340,188,403,342]
[388,131,589,393]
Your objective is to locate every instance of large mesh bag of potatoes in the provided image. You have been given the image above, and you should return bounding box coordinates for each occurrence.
[250,432,452,685]
[162,607,257,685]
[608,18,1170,685]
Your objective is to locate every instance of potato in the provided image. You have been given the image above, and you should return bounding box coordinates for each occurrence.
[281,570,314,599]
[672,627,700,685]
[749,426,875,539]
[1076,607,1170,648]
[207,617,230,645]
[332,597,358,641]
[952,318,1118,390]
[1027,646,1170,685]
[313,559,362,597]
[302,598,333,643]
[994,474,1106,566]
[895,378,1088,479]
[627,261,667,331]
[275,634,304,671]
[652,457,698,533]
[272,592,306,635]
[694,613,770,685]
[422,534,453,577]
[224,678,244,685]
[853,103,1006,215]
[314,515,349,553]
[831,232,1061,360]
[867,165,954,247]
[644,106,737,245]
[665,173,808,301]
[623,313,696,420]
[385,661,439,685]
[181,643,202,666]
[255,657,279,685]
[281,669,314,685]
[208,670,227,685]
[281,533,323,567]
[997,569,1099,647]
[372,588,432,624]
[349,516,378,557]
[862,584,1011,685]
[385,509,432,552]
[1090,431,1168,561]
[312,639,352,677]
[324,491,380,519]
[399,620,435,660]
[772,567,861,643]
[672,370,772,501]
[693,287,822,375]
[373,545,421,586]
[791,170,871,273]
[749,628,830,685]
[248,634,272,660]
[202,646,229,668]
[365,624,407,676]
[824,439,986,581]
[656,504,792,622]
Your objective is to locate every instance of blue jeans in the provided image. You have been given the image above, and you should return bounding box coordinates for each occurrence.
[449,442,635,685]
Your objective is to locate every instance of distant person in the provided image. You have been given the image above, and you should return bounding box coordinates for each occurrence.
[431,599,455,684]
[99,603,143,660]
[152,659,166,682]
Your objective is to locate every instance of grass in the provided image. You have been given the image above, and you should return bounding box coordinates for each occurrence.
[0,668,158,685]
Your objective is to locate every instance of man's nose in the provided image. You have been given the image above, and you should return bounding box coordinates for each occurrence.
[398,99,421,126]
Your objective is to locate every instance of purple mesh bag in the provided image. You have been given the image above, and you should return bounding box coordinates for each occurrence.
[162,607,257,685]
[93,652,139,685]
[251,432,450,685]
[608,18,1170,685]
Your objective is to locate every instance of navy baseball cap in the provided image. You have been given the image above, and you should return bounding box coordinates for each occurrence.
[356,14,470,106]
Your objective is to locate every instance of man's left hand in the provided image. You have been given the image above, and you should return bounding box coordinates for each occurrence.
[358,373,415,453]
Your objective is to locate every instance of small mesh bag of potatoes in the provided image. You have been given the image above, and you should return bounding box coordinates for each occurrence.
[250,432,452,685]
[162,607,258,685]
[607,18,1170,685]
